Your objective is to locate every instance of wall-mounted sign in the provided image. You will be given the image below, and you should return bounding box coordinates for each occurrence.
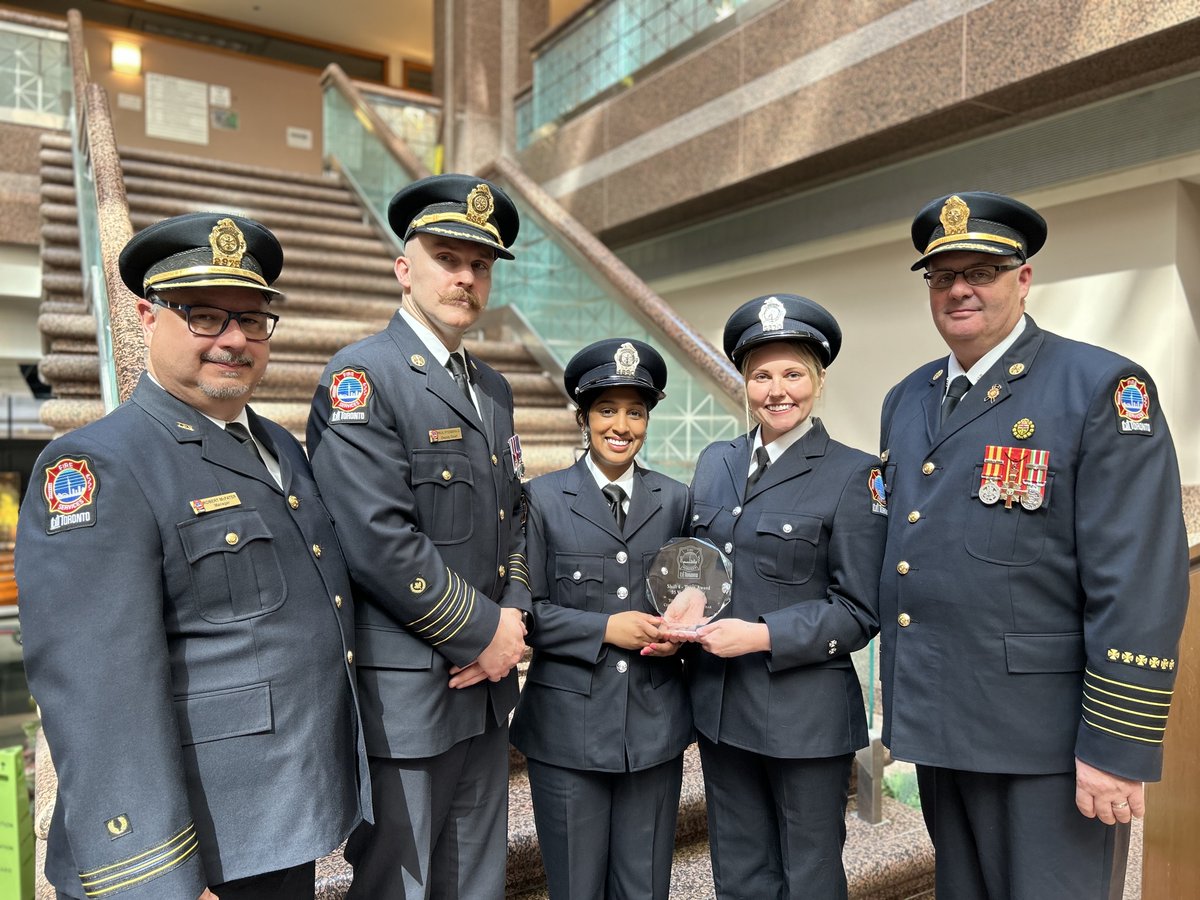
[145,72,208,145]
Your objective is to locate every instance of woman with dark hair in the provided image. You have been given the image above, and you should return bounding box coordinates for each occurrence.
[683,295,886,899]
[510,338,692,900]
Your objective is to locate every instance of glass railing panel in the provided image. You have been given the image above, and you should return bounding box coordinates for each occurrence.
[515,91,533,151]
[489,202,740,481]
[530,0,750,134]
[323,85,419,217]
[0,20,69,128]
[361,91,441,175]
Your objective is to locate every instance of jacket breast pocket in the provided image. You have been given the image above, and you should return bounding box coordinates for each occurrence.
[526,653,593,696]
[177,509,287,623]
[355,624,435,670]
[753,512,822,584]
[964,464,1055,566]
[554,553,605,611]
[411,449,475,545]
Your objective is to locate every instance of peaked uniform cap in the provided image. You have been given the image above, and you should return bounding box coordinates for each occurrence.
[723,294,842,369]
[910,191,1047,271]
[388,174,520,260]
[118,212,284,299]
[564,338,668,409]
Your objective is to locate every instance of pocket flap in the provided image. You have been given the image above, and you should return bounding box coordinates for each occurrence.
[174,682,272,746]
[755,512,821,543]
[555,554,604,584]
[178,509,272,562]
[1004,632,1085,673]
[411,449,474,488]
[690,503,720,529]
[355,624,435,670]
[526,654,593,696]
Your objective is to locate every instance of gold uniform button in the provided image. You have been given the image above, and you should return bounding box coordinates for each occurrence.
[225,532,239,545]
[288,495,300,509]
[312,544,322,558]
[346,650,354,664]
[921,461,936,475]
[442,470,452,481]
[499,565,506,577]
[499,509,505,521]
[907,511,921,524]
[335,594,343,609]
[896,561,910,575]
[898,613,912,627]
[491,454,498,466]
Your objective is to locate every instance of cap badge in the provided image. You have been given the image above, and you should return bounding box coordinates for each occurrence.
[614,341,640,376]
[758,296,786,332]
[1012,418,1035,440]
[939,195,970,236]
[1008,362,1025,376]
[209,218,247,268]
[465,184,495,228]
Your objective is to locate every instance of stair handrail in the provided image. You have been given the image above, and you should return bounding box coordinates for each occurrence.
[65,10,141,407]
[320,64,431,183]
[485,156,741,402]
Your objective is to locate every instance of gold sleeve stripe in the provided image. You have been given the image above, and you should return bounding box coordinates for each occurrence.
[1082,681,1171,709]
[80,822,198,896]
[432,584,477,646]
[416,573,468,637]
[1085,668,1174,696]
[1081,703,1166,734]
[1082,716,1165,745]
[509,572,530,588]
[1082,691,1169,720]
[407,569,455,629]
[423,575,472,641]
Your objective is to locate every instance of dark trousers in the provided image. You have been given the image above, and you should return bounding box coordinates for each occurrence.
[698,735,852,900]
[917,765,1130,900]
[526,755,685,900]
[58,860,316,900]
[345,723,509,900]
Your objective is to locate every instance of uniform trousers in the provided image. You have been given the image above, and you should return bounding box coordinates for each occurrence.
[698,735,852,900]
[345,722,509,900]
[526,755,684,900]
[57,861,316,900]
[916,765,1130,900]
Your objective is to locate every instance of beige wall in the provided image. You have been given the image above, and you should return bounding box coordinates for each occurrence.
[84,23,324,174]
[656,174,1200,485]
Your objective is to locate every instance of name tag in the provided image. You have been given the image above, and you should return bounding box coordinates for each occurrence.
[429,427,463,443]
[190,492,241,515]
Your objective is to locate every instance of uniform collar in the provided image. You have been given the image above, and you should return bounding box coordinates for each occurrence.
[750,415,813,465]
[399,306,466,370]
[946,314,1027,392]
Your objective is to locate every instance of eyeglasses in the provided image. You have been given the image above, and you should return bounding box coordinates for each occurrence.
[923,263,1022,290]
[151,297,279,341]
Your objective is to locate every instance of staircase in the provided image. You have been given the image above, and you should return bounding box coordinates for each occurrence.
[34,132,578,476]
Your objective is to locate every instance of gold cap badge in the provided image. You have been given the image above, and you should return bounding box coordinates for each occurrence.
[1009,363,1025,376]
[209,218,247,268]
[465,184,495,228]
[614,341,640,376]
[759,296,786,332]
[939,195,970,236]
[410,354,426,368]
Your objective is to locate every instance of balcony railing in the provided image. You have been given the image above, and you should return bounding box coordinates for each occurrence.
[0,14,69,129]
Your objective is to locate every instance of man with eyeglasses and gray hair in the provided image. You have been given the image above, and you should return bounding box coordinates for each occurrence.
[17,212,370,900]
[877,191,1188,898]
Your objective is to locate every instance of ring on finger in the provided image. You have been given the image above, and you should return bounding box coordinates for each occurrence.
[1112,801,1129,809]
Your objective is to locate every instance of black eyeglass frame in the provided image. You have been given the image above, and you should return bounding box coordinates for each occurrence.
[150,296,279,341]
[922,263,1023,290]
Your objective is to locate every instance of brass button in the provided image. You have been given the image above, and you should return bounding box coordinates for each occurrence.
[288,495,300,509]
[312,543,322,558]
[491,454,498,466]
[907,511,920,524]
[442,470,452,481]
[346,650,354,664]
[896,560,910,575]
[616,551,628,564]
[922,461,936,475]
[335,594,343,609]
[898,613,912,627]
[225,532,239,545]
[499,565,506,577]
[499,509,505,521]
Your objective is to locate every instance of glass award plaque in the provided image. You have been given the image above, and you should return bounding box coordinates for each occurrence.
[646,537,732,638]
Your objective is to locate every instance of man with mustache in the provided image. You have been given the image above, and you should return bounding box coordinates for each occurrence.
[307,175,531,900]
[17,213,370,899]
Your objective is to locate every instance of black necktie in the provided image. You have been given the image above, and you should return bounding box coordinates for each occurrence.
[940,375,972,426]
[446,353,473,403]
[746,446,771,493]
[225,421,265,469]
[602,483,627,533]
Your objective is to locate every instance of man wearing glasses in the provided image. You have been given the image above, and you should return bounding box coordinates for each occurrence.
[17,213,369,900]
[877,191,1188,898]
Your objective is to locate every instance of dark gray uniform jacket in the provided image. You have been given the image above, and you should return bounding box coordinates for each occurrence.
[688,419,885,758]
[307,312,532,759]
[878,316,1189,780]
[17,376,369,899]
[510,458,692,772]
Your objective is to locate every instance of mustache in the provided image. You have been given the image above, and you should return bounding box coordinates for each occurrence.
[201,350,255,367]
[440,287,481,309]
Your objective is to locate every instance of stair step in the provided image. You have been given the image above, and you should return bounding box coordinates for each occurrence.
[117,142,343,190]
[121,157,353,205]
[120,175,365,222]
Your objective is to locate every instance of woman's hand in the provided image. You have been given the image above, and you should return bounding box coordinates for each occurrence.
[695,618,771,657]
[605,611,664,650]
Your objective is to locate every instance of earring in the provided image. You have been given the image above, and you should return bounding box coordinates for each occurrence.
[581,428,590,448]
